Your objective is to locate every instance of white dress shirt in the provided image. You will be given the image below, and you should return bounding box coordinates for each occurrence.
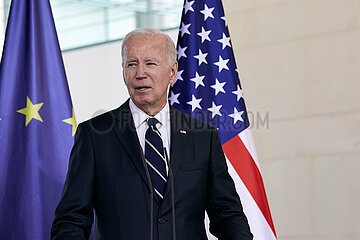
[129,99,171,174]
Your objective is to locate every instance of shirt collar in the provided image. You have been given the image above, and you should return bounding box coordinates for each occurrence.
[129,99,170,129]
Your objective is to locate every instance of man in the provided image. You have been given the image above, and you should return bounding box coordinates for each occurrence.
[51,28,253,240]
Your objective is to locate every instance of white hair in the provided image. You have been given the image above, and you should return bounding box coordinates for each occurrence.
[121,28,177,67]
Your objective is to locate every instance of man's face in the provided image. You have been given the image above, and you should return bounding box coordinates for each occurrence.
[123,35,177,115]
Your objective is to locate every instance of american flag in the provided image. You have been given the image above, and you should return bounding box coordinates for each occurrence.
[169,0,277,239]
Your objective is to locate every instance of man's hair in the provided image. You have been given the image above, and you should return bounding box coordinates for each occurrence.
[121,28,177,67]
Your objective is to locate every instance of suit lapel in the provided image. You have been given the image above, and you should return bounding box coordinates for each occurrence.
[111,102,188,206]
[162,107,189,201]
[111,100,154,195]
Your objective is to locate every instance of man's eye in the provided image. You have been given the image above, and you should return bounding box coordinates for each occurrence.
[127,63,136,67]
[147,62,156,66]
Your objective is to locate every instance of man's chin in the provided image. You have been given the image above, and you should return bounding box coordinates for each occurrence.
[132,98,152,110]
[133,98,151,107]
[131,98,167,116]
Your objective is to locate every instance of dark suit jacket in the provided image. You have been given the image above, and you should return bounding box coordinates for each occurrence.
[51,100,253,240]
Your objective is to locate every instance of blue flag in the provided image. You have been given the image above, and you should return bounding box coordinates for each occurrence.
[170,0,277,238]
[0,0,76,239]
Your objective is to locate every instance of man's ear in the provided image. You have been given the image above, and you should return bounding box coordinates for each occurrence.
[169,61,178,85]
[122,65,127,85]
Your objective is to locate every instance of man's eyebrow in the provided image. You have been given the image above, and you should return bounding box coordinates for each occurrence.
[145,58,160,62]
[125,58,160,63]
[125,59,138,63]
[126,58,137,62]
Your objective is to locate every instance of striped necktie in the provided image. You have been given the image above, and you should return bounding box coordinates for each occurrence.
[145,117,167,200]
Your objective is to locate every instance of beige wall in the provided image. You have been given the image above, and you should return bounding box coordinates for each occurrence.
[223,0,360,239]
[62,0,360,239]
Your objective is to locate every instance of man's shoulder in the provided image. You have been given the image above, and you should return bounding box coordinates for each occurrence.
[78,100,131,134]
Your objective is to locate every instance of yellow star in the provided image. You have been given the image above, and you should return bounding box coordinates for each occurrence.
[17,97,44,127]
[62,108,77,136]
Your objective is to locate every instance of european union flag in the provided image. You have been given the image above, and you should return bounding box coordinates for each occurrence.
[0,0,76,239]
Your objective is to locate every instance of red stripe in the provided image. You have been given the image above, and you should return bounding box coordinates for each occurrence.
[222,135,277,237]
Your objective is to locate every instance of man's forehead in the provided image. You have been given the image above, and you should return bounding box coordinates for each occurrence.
[127,34,165,45]
[124,35,166,58]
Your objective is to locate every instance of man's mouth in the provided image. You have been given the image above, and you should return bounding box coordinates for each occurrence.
[135,86,151,91]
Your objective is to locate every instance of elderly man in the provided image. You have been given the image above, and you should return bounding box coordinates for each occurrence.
[51,28,253,240]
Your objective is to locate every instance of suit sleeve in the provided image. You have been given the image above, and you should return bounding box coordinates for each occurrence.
[206,127,253,240]
[51,123,95,240]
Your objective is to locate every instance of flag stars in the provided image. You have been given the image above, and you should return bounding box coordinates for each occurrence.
[169,91,180,105]
[221,16,228,26]
[179,22,191,37]
[194,49,208,66]
[229,107,244,124]
[197,27,211,43]
[211,78,226,95]
[200,4,215,21]
[190,72,205,89]
[232,85,243,101]
[177,46,187,60]
[174,69,184,85]
[217,33,231,49]
[16,96,44,127]
[187,95,202,112]
[207,102,222,118]
[184,0,194,14]
[214,56,229,72]
[62,108,77,136]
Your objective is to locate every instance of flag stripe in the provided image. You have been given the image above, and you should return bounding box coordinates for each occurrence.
[239,126,261,170]
[226,161,277,240]
[223,135,277,237]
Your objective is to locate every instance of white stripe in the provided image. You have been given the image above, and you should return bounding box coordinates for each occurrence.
[145,139,166,163]
[154,188,163,199]
[239,128,261,171]
[145,159,167,182]
[151,126,162,138]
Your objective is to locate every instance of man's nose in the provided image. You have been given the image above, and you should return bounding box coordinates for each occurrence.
[136,63,146,79]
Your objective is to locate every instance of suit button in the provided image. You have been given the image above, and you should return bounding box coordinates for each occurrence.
[158,218,165,224]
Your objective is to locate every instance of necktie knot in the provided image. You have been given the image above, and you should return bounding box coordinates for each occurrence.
[147,117,158,128]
